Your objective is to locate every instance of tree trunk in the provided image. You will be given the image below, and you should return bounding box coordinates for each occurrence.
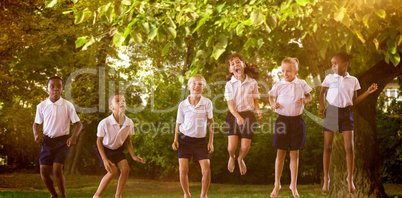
[65,34,112,175]
[329,59,402,198]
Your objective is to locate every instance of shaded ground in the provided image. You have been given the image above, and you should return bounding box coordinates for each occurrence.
[0,173,401,197]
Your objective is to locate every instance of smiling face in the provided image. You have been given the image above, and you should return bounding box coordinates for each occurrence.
[46,79,63,102]
[331,56,348,75]
[109,94,126,113]
[188,77,206,95]
[229,57,245,76]
[281,63,298,82]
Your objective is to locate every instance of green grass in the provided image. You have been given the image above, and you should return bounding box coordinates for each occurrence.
[0,173,401,197]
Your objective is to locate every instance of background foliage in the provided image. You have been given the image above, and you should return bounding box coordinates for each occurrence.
[0,0,401,188]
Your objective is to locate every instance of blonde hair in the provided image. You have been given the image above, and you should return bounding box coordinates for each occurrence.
[281,57,299,71]
[188,74,206,87]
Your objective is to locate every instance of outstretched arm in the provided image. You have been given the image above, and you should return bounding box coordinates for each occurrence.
[353,83,378,105]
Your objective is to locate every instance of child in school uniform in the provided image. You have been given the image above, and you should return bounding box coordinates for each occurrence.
[94,93,145,198]
[172,74,214,198]
[268,58,312,198]
[33,76,83,198]
[224,53,263,175]
[319,52,377,195]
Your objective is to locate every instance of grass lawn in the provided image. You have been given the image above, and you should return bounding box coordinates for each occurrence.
[0,173,401,197]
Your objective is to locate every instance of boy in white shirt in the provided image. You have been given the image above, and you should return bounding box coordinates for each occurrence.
[33,76,83,198]
[172,74,214,198]
[94,93,145,198]
[268,58,312,198]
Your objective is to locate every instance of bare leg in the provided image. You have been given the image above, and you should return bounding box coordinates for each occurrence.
[115,160,130,198]
[53,163,66,198]
[343,130,356,195]
[199,159,210,198]
[94,164,118,197]
[289,150,300,198]
[179,158,191,198]
[270,149,286,198]
[237,138,251,175]
[227,135,238,172]
[322,131,334,195]
[40,165,58,198]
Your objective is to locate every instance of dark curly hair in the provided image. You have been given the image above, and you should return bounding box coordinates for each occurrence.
[225,53,259,81]
[333,52,353,67]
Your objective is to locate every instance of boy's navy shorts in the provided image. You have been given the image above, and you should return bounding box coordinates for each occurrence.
[273,115,306,151]
[178,134,209,162]
[323,105,354,133]
[39,135,70,165]
[226,111,257,139]
[95,145,126,168]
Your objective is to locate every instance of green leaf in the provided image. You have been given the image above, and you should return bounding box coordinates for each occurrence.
[212,44,225,60]
[206,36,213,47]
[75,11,84,24]
[296,0,309,6]
[166,27,176,38]
[45,0,58,8]
[142,22,150,34]
[243,37,256,50]
[346,37,353,53]
[215,2,226,13]
[267,15,277,27]
[374,9,386,18]
[387,39,397,54]
[341,13,350,28]
[363,14,370,27]
[166,15,177,29]
[387,51,400,66]
[162,42,172,56]
[196,50,205,58]
[105,3,113,23]
[121,0,131,5]
[250,10,265,26]
[240,18,253,26]
[236,24,244,36]
[193,15,209,33]
[257,38,264,50]
[113,33,124,47]
[334,8,346,22]
[148,27,158,41]
[355,30,366,43]
[174,37,185,51]
[75,36,87,48]
[123,19,138,38]
[130,32,142,44]
[217,34,228,48]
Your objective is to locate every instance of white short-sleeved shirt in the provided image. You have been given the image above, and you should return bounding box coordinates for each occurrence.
[34,97,80,138]
[97,114,134,150]
[322,73,361,108]
[176,96,213,138]
[268,78,313,116]
[224,75,259,112]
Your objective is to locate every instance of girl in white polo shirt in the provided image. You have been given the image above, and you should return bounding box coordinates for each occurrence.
[172,74,214,198]
[94,93,145,198]
[224,53,263,176]
[268,57,312,198]
[319,52,378,195]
